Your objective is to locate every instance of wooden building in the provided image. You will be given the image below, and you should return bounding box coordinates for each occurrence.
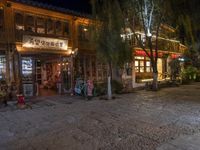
[0,0,107,96]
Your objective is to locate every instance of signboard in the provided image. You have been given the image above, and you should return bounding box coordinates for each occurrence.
[23,84,33,97]
[23,35,68,50]
[22,57,33,82]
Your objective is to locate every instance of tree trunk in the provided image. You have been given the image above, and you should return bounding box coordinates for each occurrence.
[107,62,112,100]
[107,76,112,100]
[152,72,158,90]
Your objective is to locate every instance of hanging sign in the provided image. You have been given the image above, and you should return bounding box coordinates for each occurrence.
[22,35,68,50]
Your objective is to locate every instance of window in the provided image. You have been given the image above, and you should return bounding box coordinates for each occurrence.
[0,8,4,31]
[55,21,62,35]
[125,63,132,76]
[135,56,152,73]
[25,15,35,32]
[63,21,70,36]
[15,13,24,31]
[97,62,107,81]
[146,61,151,72]
[47,19,54,34]
[140,61,144,72]
[135,56,144,73]
[78,25,90,41]
[0,56,6,79]
[36,17,45,34]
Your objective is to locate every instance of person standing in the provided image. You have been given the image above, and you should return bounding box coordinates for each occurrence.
[87,79,94,100]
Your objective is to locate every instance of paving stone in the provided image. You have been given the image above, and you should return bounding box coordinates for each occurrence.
[0,82,200,150]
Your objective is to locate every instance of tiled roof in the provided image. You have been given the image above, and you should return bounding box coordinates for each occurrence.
[12,0,92,19]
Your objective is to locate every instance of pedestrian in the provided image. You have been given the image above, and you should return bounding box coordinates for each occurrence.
[87,78,94,100]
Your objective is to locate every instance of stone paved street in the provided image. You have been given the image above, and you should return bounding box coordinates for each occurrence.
[0,83,200,150]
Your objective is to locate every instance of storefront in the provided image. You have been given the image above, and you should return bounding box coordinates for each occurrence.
[123,49,182,84]
[17,35,72,96]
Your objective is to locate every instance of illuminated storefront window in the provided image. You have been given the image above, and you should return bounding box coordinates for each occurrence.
[0,56,6,79]
[135,56,144,73]
[146,61,151,72]
[135,56,152,73]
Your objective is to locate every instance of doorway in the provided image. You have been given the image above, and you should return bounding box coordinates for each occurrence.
[35,55,72,96]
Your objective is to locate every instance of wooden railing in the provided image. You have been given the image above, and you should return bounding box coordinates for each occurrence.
[15,30,71,43]
[128,33,186,54]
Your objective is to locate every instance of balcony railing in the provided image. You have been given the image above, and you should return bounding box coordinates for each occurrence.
[126,33,186,54]
[15,30,71,43]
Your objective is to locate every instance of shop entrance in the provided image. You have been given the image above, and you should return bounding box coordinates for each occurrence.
[34,54,72,96]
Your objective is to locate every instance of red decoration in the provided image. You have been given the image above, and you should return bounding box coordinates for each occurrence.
[135,50,163,57]
[87,79,94,96]
[135,49,181,59]
[17,95,25,105]
[171,53,181,59]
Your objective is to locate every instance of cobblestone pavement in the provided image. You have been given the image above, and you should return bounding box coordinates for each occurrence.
[0,83,200,150]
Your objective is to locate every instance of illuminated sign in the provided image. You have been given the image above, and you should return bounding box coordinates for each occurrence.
[22,35,68,50]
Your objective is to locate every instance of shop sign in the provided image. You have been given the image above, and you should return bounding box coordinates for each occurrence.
[22,35,68,50]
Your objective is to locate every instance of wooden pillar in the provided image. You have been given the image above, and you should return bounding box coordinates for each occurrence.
[89,55,92,79]
[83,55,86,81]
[132,54,136,88]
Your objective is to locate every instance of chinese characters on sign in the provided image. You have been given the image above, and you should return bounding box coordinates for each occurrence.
[22,35,68,50]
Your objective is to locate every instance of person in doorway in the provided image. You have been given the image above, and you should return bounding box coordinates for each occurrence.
[9,82,17,101]
[0,80,8,106]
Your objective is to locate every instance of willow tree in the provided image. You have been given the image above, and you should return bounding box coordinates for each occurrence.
[91,0,131,99]
[120,0,170,90]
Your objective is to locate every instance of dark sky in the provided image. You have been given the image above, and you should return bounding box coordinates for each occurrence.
[31,0,92,14]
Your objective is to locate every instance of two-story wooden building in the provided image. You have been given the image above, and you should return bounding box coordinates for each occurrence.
[0,0,108,96]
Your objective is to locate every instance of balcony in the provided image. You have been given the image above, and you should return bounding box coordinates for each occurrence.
[127,33,186,54]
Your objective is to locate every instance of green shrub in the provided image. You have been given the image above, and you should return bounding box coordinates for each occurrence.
[93,82,106,96]
[181,66,198,83]
[93,80,124,96]
[111,80,123,94]
[196,70,200,82]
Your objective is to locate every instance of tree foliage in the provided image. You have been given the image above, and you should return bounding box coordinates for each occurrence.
[91,0,131,99]
[91,0,131,67]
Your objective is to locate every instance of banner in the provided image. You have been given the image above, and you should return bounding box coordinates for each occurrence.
[22,35,68,50]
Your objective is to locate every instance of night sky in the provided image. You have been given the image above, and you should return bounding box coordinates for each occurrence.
[31,0,92,14]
